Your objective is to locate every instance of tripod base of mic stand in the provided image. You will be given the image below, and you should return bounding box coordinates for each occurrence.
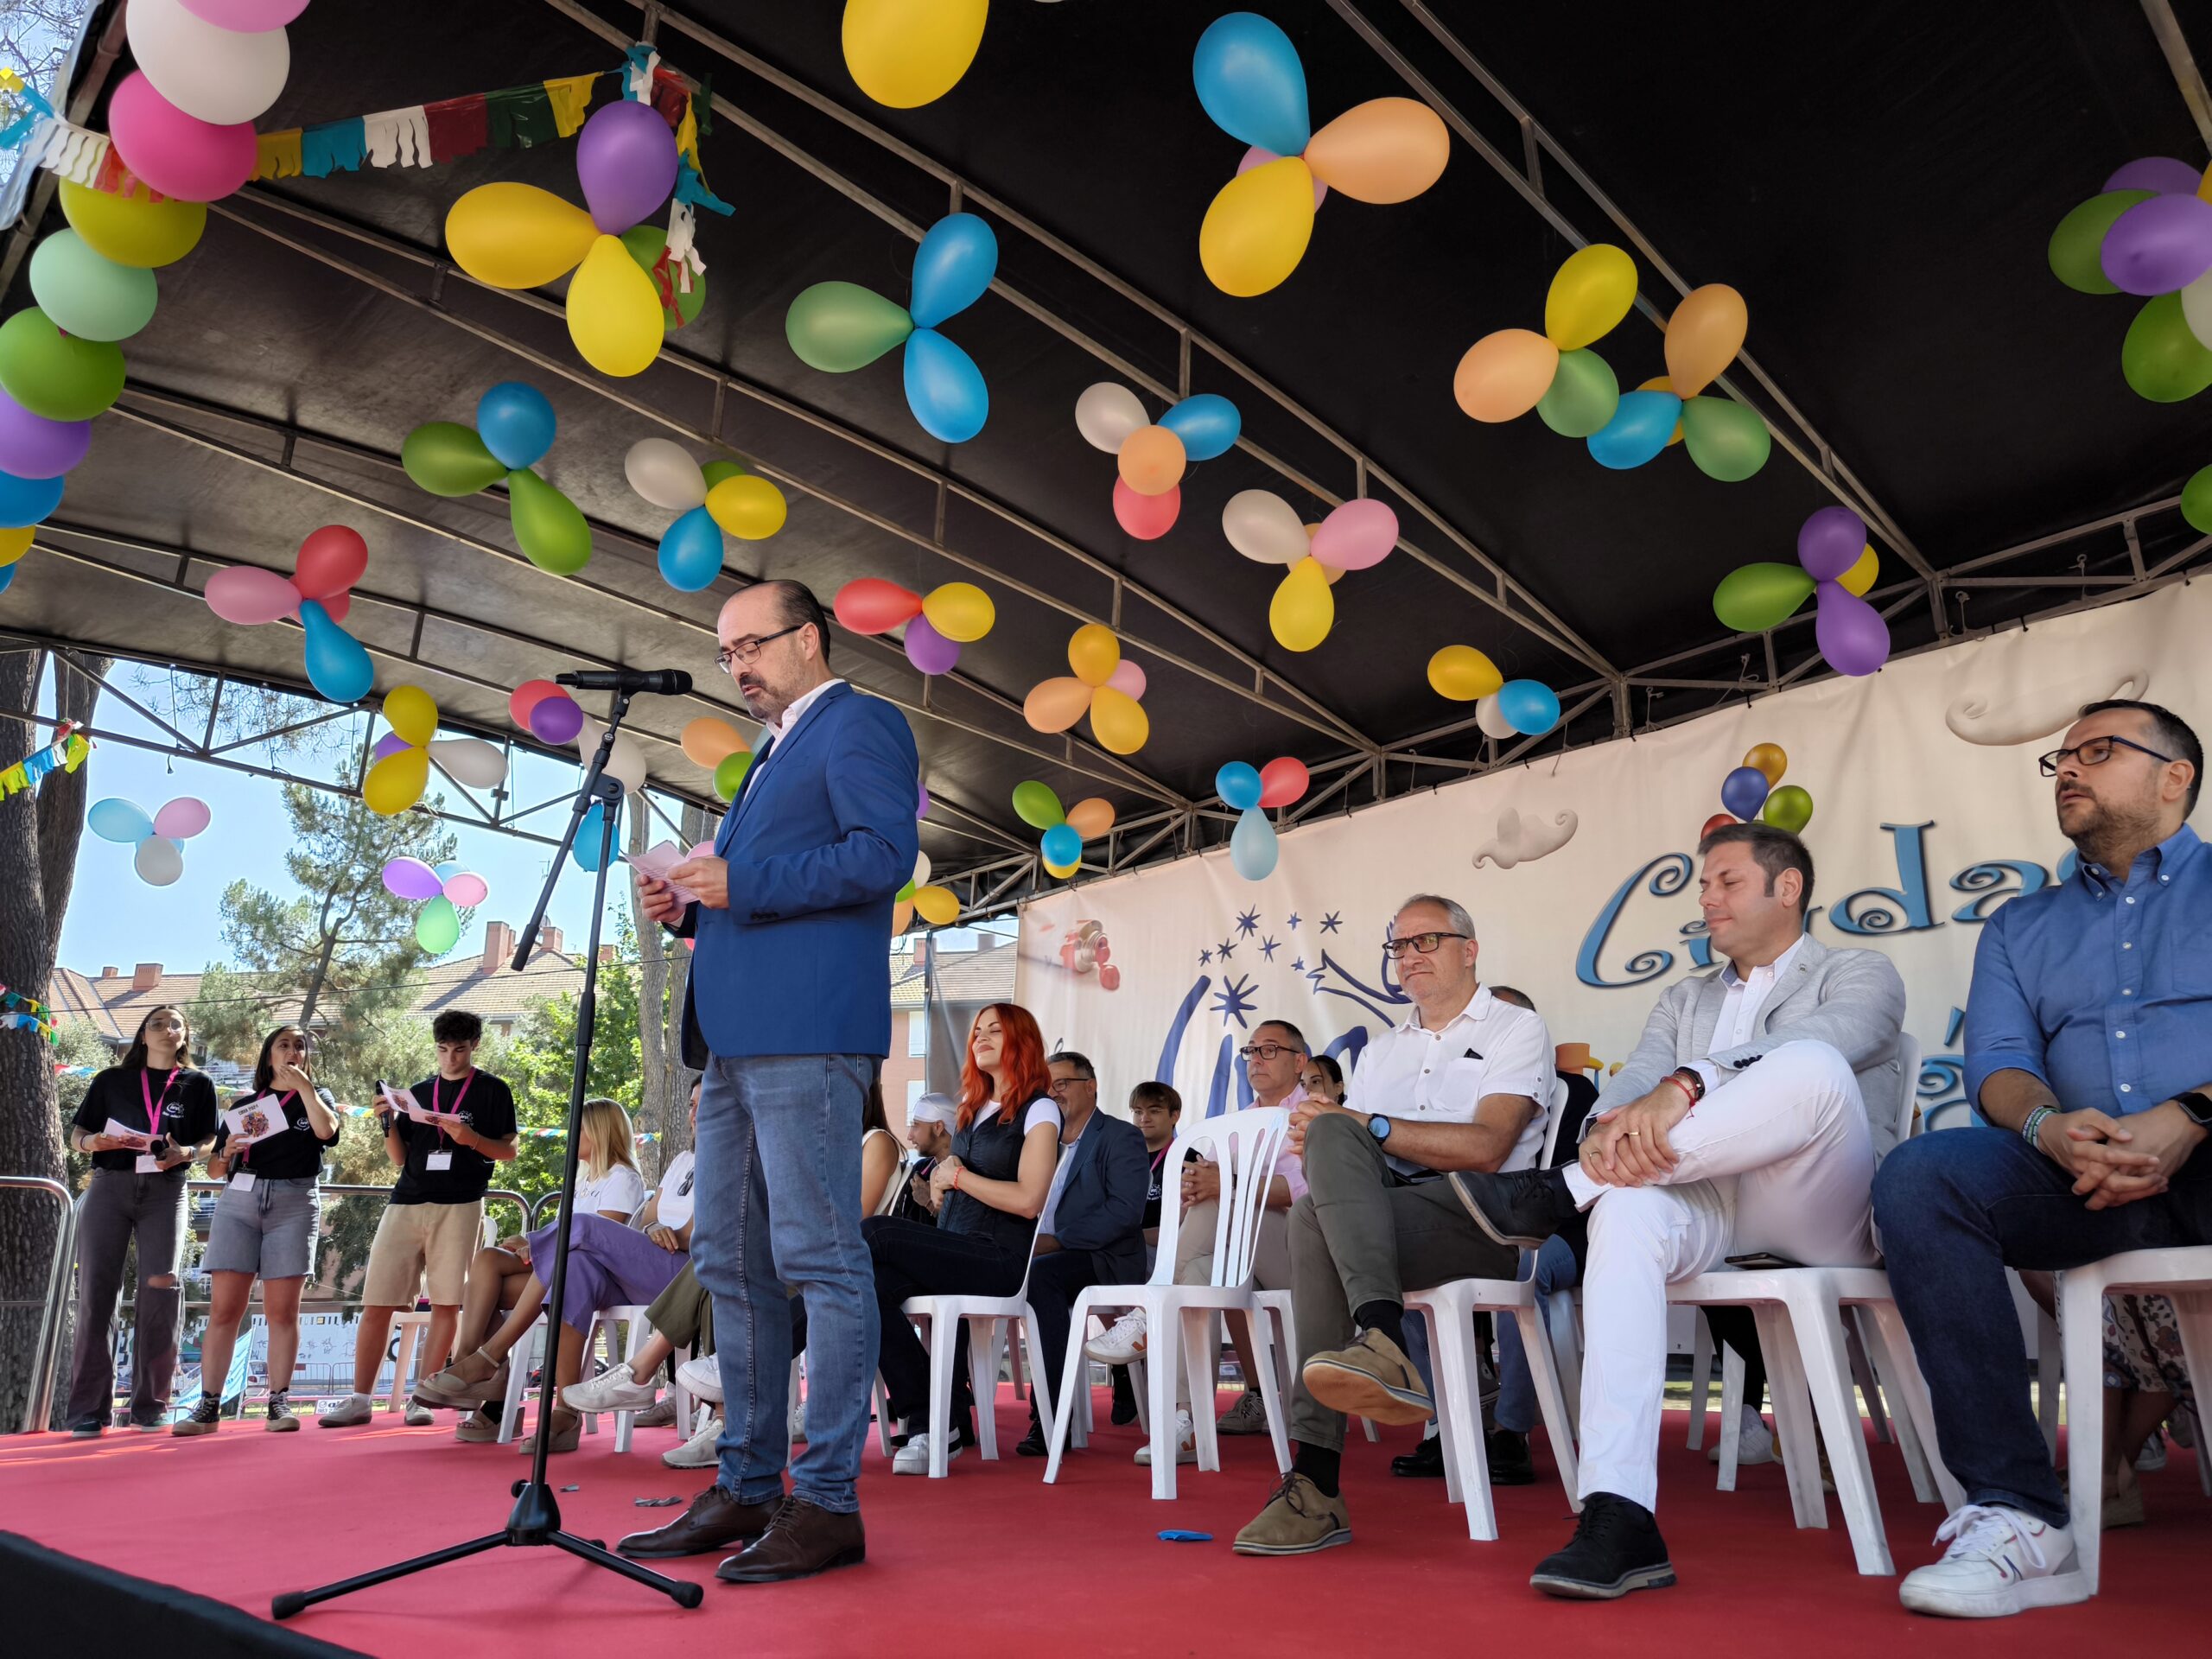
[271,1479,705,1619]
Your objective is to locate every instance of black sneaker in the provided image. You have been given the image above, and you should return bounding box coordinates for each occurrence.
[1530,1491,1677,1599]
[1487,1427,1535,1486]
[1392,1431,1446,1478]
[1015,1417,1048,1459]
[1447,1166,1577,1250]
[1109,1364,1139,1427]
[67,1421,104,1439]
[265,1393,300,1432]
[171,1395,224,1437]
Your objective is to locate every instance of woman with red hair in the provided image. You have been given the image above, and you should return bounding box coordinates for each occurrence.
[864,1002,1060,1474]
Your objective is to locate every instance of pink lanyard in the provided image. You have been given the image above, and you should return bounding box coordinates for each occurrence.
[239,1090,294,1169]
[433,1071,474,1145]
[140,1068,176,1141]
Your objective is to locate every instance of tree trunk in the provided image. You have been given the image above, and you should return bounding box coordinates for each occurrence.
[0,650,105,1431]
[296,892,340,1031]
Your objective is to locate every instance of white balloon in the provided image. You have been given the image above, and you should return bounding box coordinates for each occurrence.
[431,736,508,789]
[1222,488,1309,564]
[2183,267,2212,353]
[625,438,708,512]
[572,714,647,795]
[912,851,931,887]
[135,836,185,887]
[128,0,291,125]
[1474,694,1518,741]
[1074,383,1148,453]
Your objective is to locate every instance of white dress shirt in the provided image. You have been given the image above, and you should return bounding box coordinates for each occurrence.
[1344,986,1554,1175]
[1038,1112,1090,1238]
[1688,935,1808,1092]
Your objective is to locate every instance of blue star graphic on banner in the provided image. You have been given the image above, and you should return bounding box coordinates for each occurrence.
[1217,938,1236,959]
[1291,957,1306,973]
[1236,908,1261,936]
[1320,912,1343,933]
[1211,975,1256,1028]
[1286,912,1301,931]
[1198,948,1212,967]
[1259,936,1280,961]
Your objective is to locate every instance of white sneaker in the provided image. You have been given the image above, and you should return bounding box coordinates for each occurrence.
[1086,1309,1149,1365]
[664,1414,722,1469]
[893,1429,965,1475]
[1135,1408,1198,1466]
[1707,1408,1777,1465]
[676,1354,724,1405]
[788,1397,808,1442]
[1897,1504,2090,1618]
[403,1402,434,1427]
[562,1365,658,1414]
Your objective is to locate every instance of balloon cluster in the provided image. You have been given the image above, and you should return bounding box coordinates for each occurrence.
[1216,757,1308,881]
[204,525,374,703]
[89,794,209,887]
[111,0,306,203]
[624,439,787,593]
[1455,245,1769,481]
[381,857,489,955]
[1703,743,1813,840]
[1223,490,1397,651]
[364,685,508,816]
[1075,383,1242,540]
[1192,13,1449,296]
[1058,919,1121,993]
[1022,626,1149,754]
[834,576,997,676]
[1014,781,1117,880]
[509,680,648,797]
[893,850,961,931]
[681,715,753,801]
[1424,645,1562,737]
[448,100,687,378]
[787,213,997,444]
[2049,157,2212,404]
[404,383,591,576]
[1713,505,1890,677]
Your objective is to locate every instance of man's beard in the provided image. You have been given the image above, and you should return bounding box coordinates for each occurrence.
[2063,791,2160,865]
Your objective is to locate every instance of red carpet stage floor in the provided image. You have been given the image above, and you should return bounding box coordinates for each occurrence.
[3,1389,2202,1657]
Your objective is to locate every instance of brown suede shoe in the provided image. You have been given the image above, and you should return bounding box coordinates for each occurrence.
[715,1497,866,1583]
[618,1484,783,1560]
[1301,1328,1433,1426]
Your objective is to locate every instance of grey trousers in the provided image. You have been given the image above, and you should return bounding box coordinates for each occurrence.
[1287,1114,1516,1452]
[67,1167,189,1427]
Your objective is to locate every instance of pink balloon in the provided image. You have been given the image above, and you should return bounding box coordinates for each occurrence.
[1238,144,1327,209]
[442,872,489,907]
[205,564,301,625]
[1105,659,1147,700]
[1310,498,1398,570]
[509,678,561,726]
[295,525,368,599]
[177,0,308,25]
[379,856,444,899]
[152,797,211,839]
[107,72,257,202]
[1112,478,1179,540]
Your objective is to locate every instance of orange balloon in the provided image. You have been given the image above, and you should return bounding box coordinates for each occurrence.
[1065,798,1116,840]
[1455,328,1561,423]
[1067,623,1121,687]
[1116,424,1187,496]
[1303,98,1450,204]
[1663,283,1748,397]
[892,899,915,936]
[1742,742,1788,786]
[1023,676,1094,734]
[1637,376,1686,446]
[680,716,747,767]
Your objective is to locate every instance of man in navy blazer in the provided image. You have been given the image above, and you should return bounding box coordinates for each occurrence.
[620,580,918,1586]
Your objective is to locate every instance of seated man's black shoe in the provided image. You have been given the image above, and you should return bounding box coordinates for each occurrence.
[1487,1427,1535,1486]
[1529,1491,1676,1599]
[1015,1416,1048,1458]
[1109,1363,1139,1427]
[1447,1166,1578,1250]
[1392,1431,1446,1478]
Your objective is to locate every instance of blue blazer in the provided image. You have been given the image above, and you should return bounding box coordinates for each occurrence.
[677,681,919,1064]
[1047,1111,1150,1284]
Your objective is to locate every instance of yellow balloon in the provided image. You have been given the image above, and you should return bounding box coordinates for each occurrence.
[1545,244,1637,350]
[444,182,597,289]
[1065,798,1116,840]
[1743,742,1789,787]
[912,883,962,925]
[568,234,667,377]
[921,581,995,643]
[1067,623,1120,687]
[1663,283,1748,397]
[705,474,788,540]
[1088,685,1149,755]
[892,898,915,935]
[1637,376,1686,445]
[1269,556,1334,652]
[1838,544,1878,597]
[1303,98,1450,204]
[1426,645,1503,702]
[680,716,747,767]
[59,180,207,269]
[1454,328,1560,423]
[1199,157,1319,298]
[1043,856,1080,880]
[363,747,429,817]
[383,684,438,748]
[1023,676,1094,734]
[842,0,989,109]
[0,524,29,567]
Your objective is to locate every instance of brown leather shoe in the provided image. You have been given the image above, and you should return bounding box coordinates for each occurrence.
[617,1484,782,1560]
[715,1497,866,1583]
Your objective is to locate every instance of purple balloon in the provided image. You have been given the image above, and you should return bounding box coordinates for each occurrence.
[2104,156,2203,197]
[1796,505,1866,580]
[371,733,411,761]
[379,856,445,900]
[916,782,930,819]
[903,613,961,676]
[575,100,679,235]
[0,386,92,480]
[2101,192,2212,296]
[531,693,584,745]
[1815,582,1891,677]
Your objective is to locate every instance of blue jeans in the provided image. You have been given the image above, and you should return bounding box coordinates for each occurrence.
[1873,1126,2212,1528]
[691,1052,879,1514]
[1495,1235,1580,1435]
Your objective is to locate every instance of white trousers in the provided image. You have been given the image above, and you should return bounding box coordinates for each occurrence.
[1569,1039,1878,1510]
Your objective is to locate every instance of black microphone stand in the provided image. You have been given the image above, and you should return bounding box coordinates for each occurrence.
[276,688,702,1618]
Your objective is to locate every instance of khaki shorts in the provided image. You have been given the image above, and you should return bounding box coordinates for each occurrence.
[363,1199,484,1306]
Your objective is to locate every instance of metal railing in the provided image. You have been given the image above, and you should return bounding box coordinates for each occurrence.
[3,1176,77,1434]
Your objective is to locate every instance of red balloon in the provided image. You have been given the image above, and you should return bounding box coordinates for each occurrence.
[1700,812,1737,841]
[296,525,368,599]
[1257,755,1310,808]
[319,593,352,625]
[1113,478,1179,540]
[509,677,562,727]
[833,577,924,634]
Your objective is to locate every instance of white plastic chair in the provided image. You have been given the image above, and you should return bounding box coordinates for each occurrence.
[1043,1107,1290,1498]
[885,1243,1061,1478]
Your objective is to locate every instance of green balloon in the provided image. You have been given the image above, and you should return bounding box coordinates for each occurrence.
[714,750,753,800]
[2183,462,2212,535]
[2048,190,2153,295]
[894,878,917,903]
[1762,784,1815,835]
[0,308,125,421]
[1535,347,1618,437]
[1713,563,1816,633]
[1011,779,1065,830]
[416,895,461,955]
[29,231,159,342]
[785,281,913,373]
[506,468,592,575]
[2121,292,2212,404]
[402,422,505,497]
[701,459,746,490]
[620,226,705,327]
[1681,395,1771,482]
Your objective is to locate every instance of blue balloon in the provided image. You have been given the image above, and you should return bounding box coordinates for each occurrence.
[658,504,723,592]
[1586,391,1681,471]
[903,328,988,444]
[435,861,462,880]
[1720,766,1770,821]
[1497,678,1562,736]
[0,467,63,530]
[1193,12,1311,158]
[476,381,557,471]
[908,213,998,330]
[1216,760,1263,811]
[1160,393,1242,462]
[0,559,15,595]
[1230,805,1279,880]
[1040,823,1083,868]
[575,800,620,871]
[298,598,374,703]
[87,797,153,843]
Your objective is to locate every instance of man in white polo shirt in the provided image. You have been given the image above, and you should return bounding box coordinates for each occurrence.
[1233,893,1551,1557]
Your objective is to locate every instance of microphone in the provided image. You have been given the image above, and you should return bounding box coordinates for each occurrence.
[556,668,694,696]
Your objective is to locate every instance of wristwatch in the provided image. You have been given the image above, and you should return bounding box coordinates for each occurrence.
[2176,1090,2212,1128]
[1368,1114,1394,1144]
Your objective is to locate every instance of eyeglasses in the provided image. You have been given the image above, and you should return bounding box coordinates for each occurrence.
[1047,1076,1095,1095]
[1236,1042,1300,1061]
[1383,931,1468,958]
[2037,735,2176,776]
[715,623,804,672]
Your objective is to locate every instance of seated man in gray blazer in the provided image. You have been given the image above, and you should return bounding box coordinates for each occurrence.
[1453,822,1904,1603]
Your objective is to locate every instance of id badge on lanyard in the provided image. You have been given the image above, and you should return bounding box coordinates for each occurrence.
[137,1068,176,1173]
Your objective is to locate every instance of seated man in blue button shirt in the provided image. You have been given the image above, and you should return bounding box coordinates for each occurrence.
[1877,698,2212,1621]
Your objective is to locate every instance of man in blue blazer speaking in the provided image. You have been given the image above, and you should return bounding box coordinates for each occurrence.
[621,580,918,1586]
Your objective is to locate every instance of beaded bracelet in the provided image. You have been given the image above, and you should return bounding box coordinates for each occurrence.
[2020,1105,2056,1155]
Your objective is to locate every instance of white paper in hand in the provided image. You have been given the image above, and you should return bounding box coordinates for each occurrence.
[100,1118,155,1151]
[623,840,700,906]
[222,1099,289,1147]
